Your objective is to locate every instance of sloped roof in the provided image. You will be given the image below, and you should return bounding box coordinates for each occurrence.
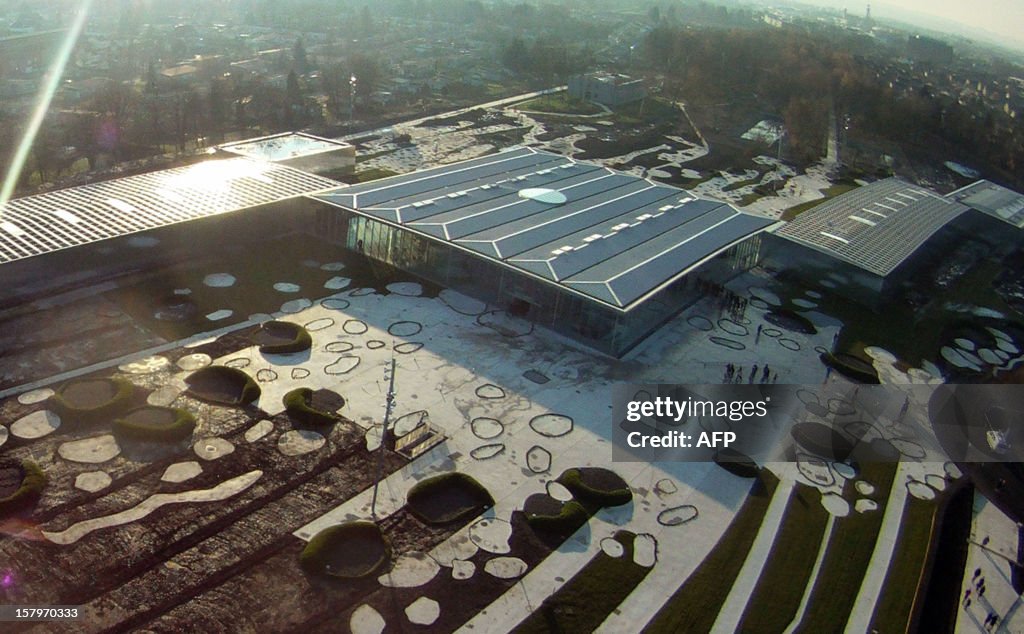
[313,147,774,310]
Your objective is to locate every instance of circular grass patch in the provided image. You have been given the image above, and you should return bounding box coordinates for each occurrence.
[185,366,261,406]
[50,377,135,424]
[254,320,312,354]
[0,459,46,518]
[556,467,632,508]
[791,422,856,462]
[283,387,338,427]
[524,494,589,539]
[300,521,390,579]
[113,406,196,443]
[714,448,760,478]
[407,472,494,525]
[820,352,880,384]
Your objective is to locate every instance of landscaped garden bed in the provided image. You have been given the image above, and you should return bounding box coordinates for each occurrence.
[185,366,261,406]
[821,352,881,384]
[300,521,390,579]
[556,467,632,510]
[254,321,312,355]
[0,459,46,517]
[283,388,339,427]
[50,377,136,423]
[791,422,856,462]
[113,406,196,443]
[406,472,494,525]
[714,448,760,478]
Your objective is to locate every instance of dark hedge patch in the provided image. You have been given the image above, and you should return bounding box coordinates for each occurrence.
[406,472,494,525]
[254,320,312,354]
[113,406,196,443]
[283,388,338,427]
[50,377,136,424]
[185,366,261,406]
[556,467,632,509]
[299,521,390,579]
[0,460,46,518]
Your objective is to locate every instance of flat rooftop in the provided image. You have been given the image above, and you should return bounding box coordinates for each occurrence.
[0,157,339,264]
[775,177,969,277]
[946,179,1024,228]
[312,147,775,310]
[219,133,353,162]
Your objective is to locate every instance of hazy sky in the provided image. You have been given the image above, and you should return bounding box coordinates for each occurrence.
[806,0,1024,47]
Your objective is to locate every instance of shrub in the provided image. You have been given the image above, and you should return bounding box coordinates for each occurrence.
[820,352,880,384]
[256,321,312,354]
[300,521,390,579]
[526,499,590,537]
[113,406,197,443]
[407,472,494,525]
[556,467,632,508]
[49,377,136,424]
[283,388,336,426]
[714,448,761,478]
[185,366,261,406]
[0,460,46,518]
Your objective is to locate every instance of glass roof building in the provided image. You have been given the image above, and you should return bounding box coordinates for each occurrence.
[312,147,776,356]
[0,157,340,301]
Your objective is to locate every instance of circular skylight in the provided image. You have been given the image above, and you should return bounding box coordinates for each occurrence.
[518,188,567,204]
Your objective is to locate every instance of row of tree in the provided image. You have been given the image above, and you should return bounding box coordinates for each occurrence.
[642,24,1024,181]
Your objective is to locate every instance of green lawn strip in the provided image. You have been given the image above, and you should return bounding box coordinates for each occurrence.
[512,530,651,633]
[518,93,603,115]
[737,191,767,206]
[353,167,399,183]
[867,496,939,634]
[643,471,780,634]
[613,97,679,125]
[735,483,830,634]
[793,462,898,634]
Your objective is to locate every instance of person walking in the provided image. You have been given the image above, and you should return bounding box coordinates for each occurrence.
[762,365,770,382]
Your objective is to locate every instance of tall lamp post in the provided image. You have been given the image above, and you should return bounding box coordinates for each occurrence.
[349,74,357,125]
[370,357,396,520]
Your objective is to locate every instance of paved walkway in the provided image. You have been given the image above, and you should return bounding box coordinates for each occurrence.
[845,462,911,634]
[593,465,756,633]
[711,476,795,632]
[956,491,1024,633]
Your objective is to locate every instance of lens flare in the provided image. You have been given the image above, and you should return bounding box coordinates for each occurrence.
[0,1,94,213]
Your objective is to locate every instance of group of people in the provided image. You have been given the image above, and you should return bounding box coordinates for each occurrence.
[697,277,749,322]
[722,362,777,384]
[964,568,1000,630]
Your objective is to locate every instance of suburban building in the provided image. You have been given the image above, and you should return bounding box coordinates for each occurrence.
[568,72,646,106]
